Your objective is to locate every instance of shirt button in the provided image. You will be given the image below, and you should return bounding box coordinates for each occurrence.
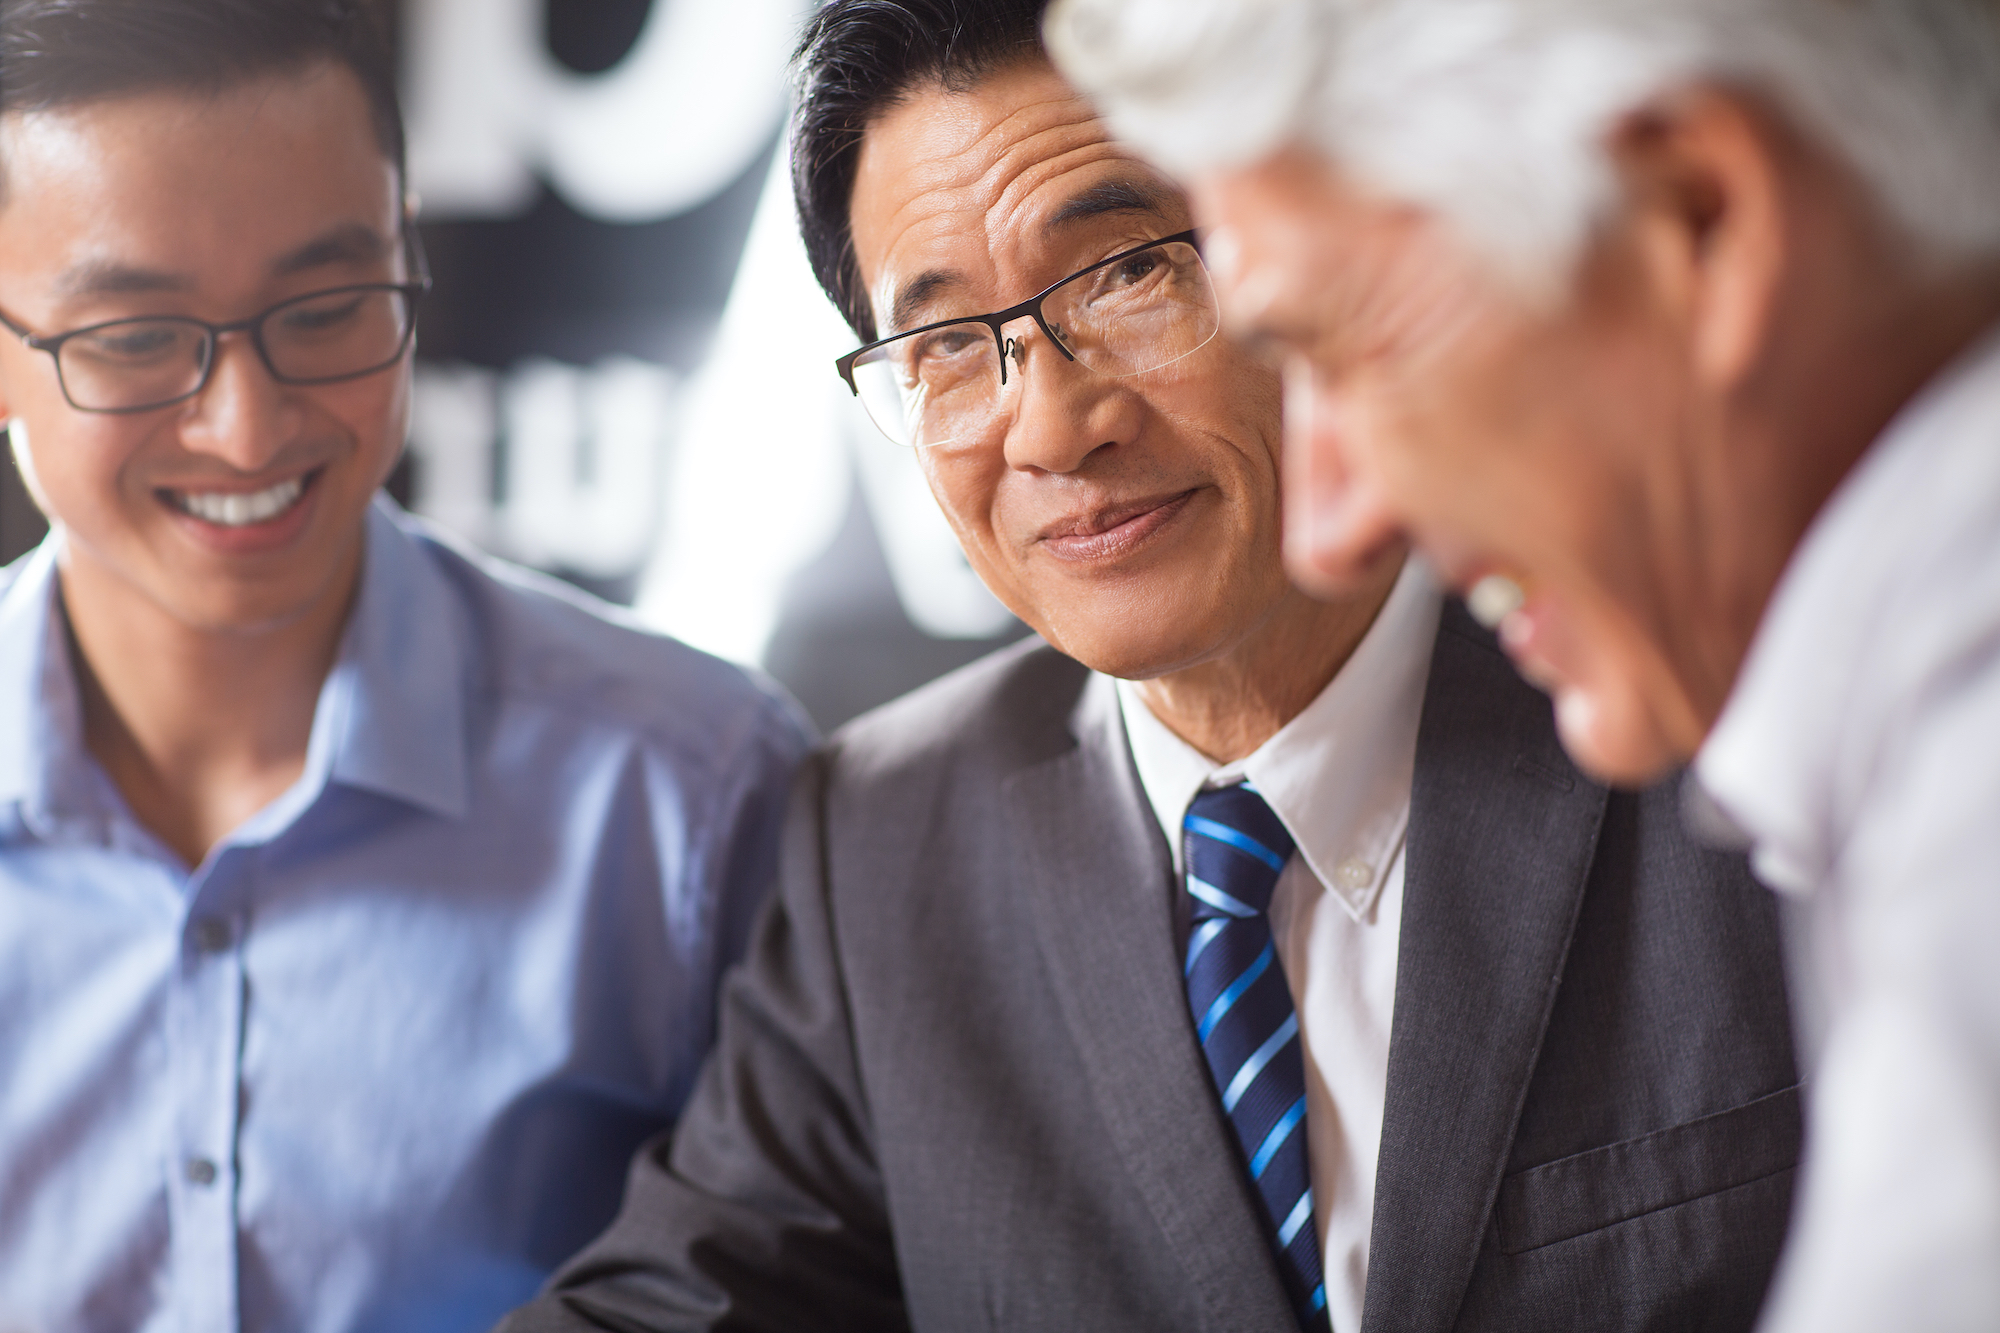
[1333,858,1375,891]
[190,917,234,953]
[184,1156,219,1187]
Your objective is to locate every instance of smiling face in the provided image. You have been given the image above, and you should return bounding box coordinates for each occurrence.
[846,59,1298,681]
[0,62,412,635]
[1194,147,1712,782]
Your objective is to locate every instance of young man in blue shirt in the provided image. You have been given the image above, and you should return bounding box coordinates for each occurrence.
[0,2,813,1329]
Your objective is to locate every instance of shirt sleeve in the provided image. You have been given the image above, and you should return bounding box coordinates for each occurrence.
[495,749,909,1333]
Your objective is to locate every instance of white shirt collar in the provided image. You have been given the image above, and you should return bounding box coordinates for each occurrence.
[1116,557,1443,922]
[1696,321,2000,894]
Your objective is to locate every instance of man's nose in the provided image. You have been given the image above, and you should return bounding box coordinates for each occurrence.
[998,326,1141,475]
[1281,360,1403,594]
[176,333,300,471]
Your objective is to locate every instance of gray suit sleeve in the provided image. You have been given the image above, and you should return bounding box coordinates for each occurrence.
[497,751,910,1333]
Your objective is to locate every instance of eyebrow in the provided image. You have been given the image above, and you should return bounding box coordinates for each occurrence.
[272,223,395,277]
[888,269,962,338]
[51,223,396,299]
[54,262,189,299]
[1045,178,1180,231]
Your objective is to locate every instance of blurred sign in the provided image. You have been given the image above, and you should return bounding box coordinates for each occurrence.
[402,0,797,222]
[401,0,791,607]
[409,357,676,576]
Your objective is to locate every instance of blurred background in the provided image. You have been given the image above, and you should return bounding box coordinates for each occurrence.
[0,0,1028,733]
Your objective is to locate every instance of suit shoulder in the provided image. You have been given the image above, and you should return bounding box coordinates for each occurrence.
[825,637,1087,790]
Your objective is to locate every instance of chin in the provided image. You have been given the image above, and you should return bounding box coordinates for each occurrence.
[1034,610,1199,682]
[1550,681,1690,789]
[142,567,347,636]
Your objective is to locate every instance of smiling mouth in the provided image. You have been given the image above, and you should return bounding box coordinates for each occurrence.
[1038,489,1199,562]
[159,469,319,528]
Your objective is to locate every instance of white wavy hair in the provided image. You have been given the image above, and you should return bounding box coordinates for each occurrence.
[1045,0,2000,296]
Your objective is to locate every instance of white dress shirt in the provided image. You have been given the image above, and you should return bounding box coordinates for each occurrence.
[1697,325,2000,1333]
[1116,558,1442,1333]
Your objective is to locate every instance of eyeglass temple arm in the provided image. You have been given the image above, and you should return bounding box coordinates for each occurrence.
[0,307,46,348]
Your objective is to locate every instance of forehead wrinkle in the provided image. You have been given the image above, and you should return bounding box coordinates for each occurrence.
[970,98,1135,237]
[857,80,1143,331]
[983,137,1146,246]
[872,134,1146,332]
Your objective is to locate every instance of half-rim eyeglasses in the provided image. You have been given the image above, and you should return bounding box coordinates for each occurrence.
[835,230,1220,449]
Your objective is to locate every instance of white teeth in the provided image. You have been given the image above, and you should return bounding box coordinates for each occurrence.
[174,477,306,527]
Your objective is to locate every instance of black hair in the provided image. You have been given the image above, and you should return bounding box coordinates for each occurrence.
[0,0,404,186]
[792,0,1054,341]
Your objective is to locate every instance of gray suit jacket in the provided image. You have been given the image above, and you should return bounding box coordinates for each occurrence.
[502,606,1800,1332]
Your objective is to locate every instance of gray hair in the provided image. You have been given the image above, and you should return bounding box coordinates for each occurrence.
[1046,0,2000,296]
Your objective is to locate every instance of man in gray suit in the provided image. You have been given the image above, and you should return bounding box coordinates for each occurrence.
[500,2,1799,1329]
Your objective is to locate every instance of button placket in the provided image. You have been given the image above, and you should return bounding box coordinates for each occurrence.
[168,857,247,1333]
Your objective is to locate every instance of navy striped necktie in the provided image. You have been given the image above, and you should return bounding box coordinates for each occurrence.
[1184,782,1329,1331]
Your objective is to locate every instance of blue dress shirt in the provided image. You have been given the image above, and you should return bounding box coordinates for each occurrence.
[0,499,814,1333]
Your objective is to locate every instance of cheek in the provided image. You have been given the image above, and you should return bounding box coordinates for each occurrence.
[323,370,412,488]
[1154,352,1284,499]
[13,414,151,525]
[1375,319,1604,555]
[918,446,1008,570]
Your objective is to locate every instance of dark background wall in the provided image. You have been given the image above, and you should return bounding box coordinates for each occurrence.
[0,0,1024,732]
[0,447,36,567]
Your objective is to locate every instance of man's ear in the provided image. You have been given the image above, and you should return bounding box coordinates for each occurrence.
[6,418,53,518]
[1608,87,1789,392]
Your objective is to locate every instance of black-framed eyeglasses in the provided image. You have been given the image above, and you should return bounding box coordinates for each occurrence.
[836,229,1220,449]
[0,230,434,414]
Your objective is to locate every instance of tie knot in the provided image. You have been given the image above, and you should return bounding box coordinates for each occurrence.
[1184,782,1296,919]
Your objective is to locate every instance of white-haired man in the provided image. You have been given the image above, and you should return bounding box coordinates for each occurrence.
[1047,1,2000,1329]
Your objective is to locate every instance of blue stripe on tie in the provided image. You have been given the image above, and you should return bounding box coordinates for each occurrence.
[1185,919,1227,975]
[1311,1283,1327,1313]
[1249,1094,1308,1178]
[1183,815,1289,874]
[1197,941,1274,1042]
[1222,1012,1298,1112]
[1186,874,1258,919]
[1277,1187,1314,1247]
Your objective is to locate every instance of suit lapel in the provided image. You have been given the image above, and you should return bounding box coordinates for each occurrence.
[1361,608,1610,1333]
[1004,672,1300,1333]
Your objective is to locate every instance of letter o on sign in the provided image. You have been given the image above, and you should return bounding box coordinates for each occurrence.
[402,0,803,222]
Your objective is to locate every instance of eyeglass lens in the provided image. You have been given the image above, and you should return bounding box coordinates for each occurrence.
[54,287,419,413]
[848,240,1220,448]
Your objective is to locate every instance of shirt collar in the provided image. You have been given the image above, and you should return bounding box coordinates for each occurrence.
[1696,321,2000,894]
[0,500,470,841]
[316,499,471,820]
[1117,557,1443,922]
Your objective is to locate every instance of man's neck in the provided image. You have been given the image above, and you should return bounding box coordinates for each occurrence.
[58,543,361,868]
[1131,553,1405,764]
